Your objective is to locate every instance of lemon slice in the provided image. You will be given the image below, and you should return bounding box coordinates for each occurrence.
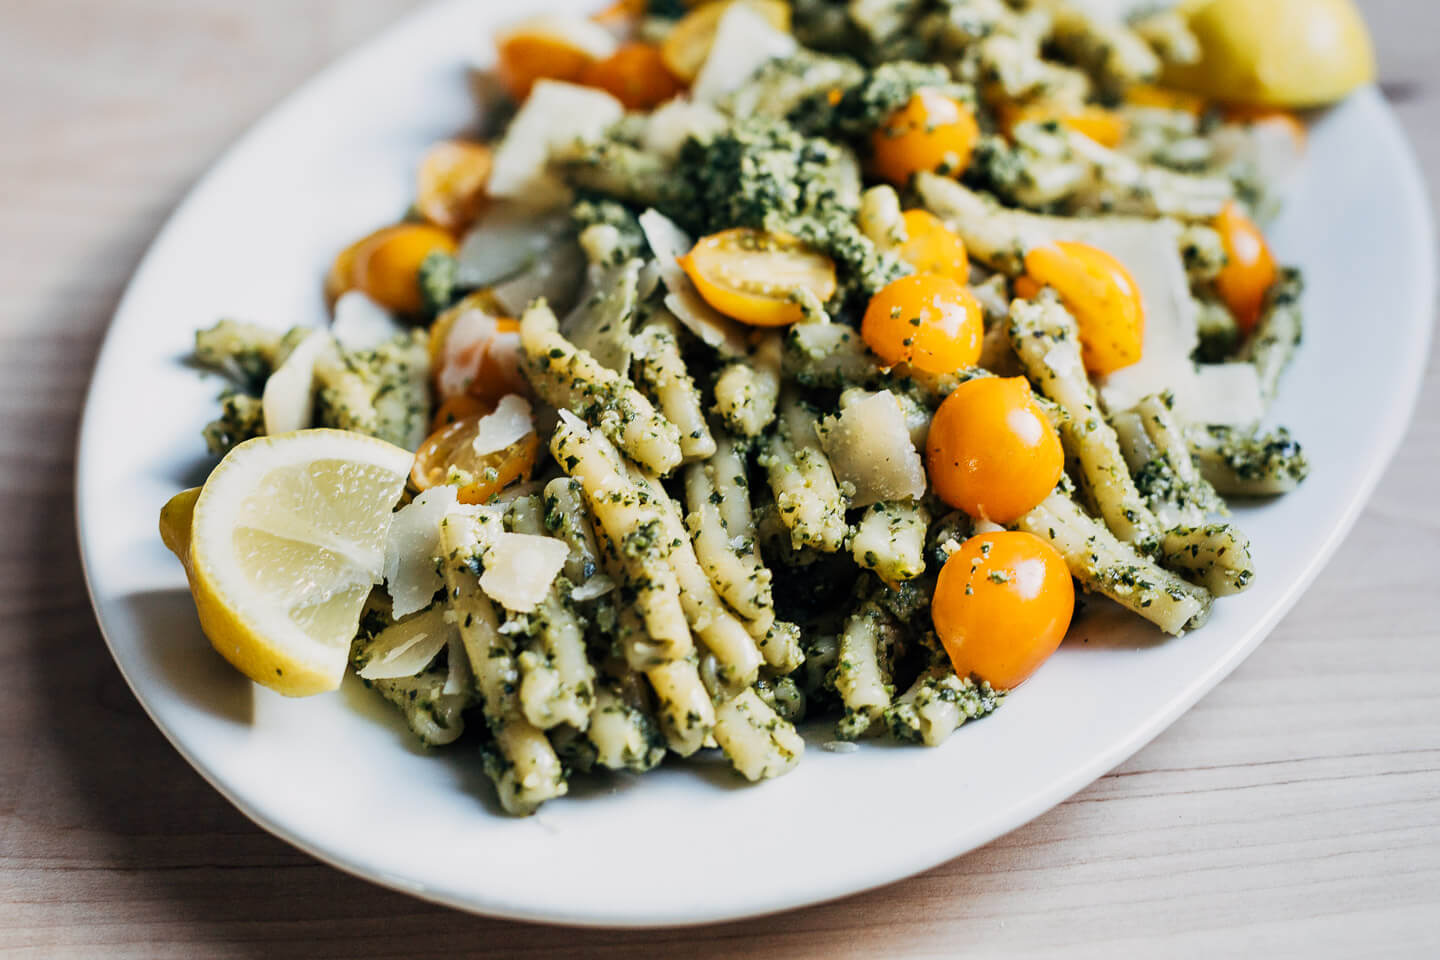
[1163,0,1376,108]
[161,429,412,696]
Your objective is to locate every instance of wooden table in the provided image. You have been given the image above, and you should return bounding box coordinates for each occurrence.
[2,2,1436,956]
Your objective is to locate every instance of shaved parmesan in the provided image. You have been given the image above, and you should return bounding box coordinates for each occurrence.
[818,391,926,507]
[488,80,623,205]
[638,208,748,358]
[331,291,402,351]
[692,2,797,104]
[472,395,535,455]
[383,485,459,618]
[491,236,585,316]
[570,574,615,601]
[357,606,455,680]
[261,330,332,436]
[456,203,572,288]
[1171,363,1264,427]
[478,533,571,613]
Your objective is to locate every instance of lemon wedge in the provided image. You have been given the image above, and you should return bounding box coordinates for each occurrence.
[1163,0,1376,108]
[160,429,412,696]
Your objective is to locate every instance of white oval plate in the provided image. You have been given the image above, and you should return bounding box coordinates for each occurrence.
[76,0,1434,928]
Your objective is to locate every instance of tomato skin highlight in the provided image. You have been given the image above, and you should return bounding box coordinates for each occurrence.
[861,273,983,374]
[1212,201,1278,334]
[932,531,1075,690]
[1019,242,1145,376]
[926,377,1064,524]
[871,89,980,187]
[895,209,969,282]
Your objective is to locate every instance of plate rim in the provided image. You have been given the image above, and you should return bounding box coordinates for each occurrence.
[72,1,1437,929]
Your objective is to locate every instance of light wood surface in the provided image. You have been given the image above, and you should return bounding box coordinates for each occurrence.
[2,2,1437,956]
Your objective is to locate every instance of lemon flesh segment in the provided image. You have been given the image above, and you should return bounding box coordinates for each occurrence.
[1164,0,1375,108]
[183,430,412,696]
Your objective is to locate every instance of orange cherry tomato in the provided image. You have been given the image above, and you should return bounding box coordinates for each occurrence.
[431,293,526,404]
[580,44,682,111]
[660,0,792,84]
[861,273,983,374]
[926,377,1064,524]
[871,89,980,186]
[429,393,493,434]
[678,228,837,327]
[496,26,599,101]
[411,411,539,505]
[1019,242,1145,376]
[895,209,969,282]
[417,140,492,234]
[1000,103,1129,148]
[591,0,645,29]
[1213,201,1279,334]
[333,224,457,317]
[931,531,1075,690]
[1125,83,1207,117]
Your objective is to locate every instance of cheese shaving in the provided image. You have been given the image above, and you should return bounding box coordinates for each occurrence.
[472,394,535,455]
[478,533,570,613]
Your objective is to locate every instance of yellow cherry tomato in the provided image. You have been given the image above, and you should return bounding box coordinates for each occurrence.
[496,19,609,101]
[660,0,792,84]
[1000,103,1130,148]
[337,224,457,316]
[926,377,1064,524]
[678,228,837,327]
[1124,83,1207,117]
[871,89,980,186]
[932,531,1075,690]
[1162,0,1375,108]
[1018,242,1145,376]
[416,140,492,234]
[861,273,983,374]
[1213,201,1278,334]
[580,44,682,111]
[427,289,508,373]
[429,393,493,434]
[895,209,969,282]
[411,411,539,505]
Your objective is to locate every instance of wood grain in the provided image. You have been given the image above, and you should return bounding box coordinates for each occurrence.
[1,1,1437,956]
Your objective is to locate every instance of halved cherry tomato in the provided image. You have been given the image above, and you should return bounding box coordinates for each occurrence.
[430,292,526,404]
[496,17,615,100]
[679,228,837,327]
[926,377,1064,524]
[580,44,682,111]
[1125,83,1207,117]
[861,273,983,374]
[591,0,645,30]
[417,140,492,234]
[895,209,969,282]
[1212,201,1278,334]
[429,393,493,434]
[931,531,1075,690]
[329,224,457,316]
[411,411,539,505]
[1017,242,1145,376]
[660,0,792,83]
[1000,103,1130,148]
[871,89,980,186]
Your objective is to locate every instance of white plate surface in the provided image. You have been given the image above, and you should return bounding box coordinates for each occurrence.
[76,0,1435,928]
